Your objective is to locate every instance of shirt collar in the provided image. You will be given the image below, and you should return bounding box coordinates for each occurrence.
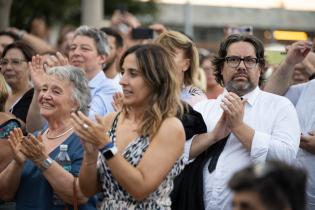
[88,71,105,90]
[220,86,261,107]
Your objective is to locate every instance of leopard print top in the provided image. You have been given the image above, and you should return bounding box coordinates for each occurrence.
[97,113,185,210]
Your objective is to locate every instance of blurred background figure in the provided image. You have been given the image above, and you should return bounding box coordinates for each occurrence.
[199,49,224,99]
[100,27,123,85]
[155,30,207,106]
[29,16,51,43]
[229,161,307,210]
[0,31,19,56]
[0,41,34,123]
[56,25,75,57]
[291,62,311,85]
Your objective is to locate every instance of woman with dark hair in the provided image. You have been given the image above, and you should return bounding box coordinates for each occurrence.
[71,44,185,209]
[1,41,35,123]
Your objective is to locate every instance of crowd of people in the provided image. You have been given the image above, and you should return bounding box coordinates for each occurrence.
[0,10,314,210]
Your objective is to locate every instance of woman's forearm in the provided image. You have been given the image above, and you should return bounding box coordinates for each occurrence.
[0,161,24,200]
[189,132,218,160]
[78,153,100,198]
[42,161,89,204]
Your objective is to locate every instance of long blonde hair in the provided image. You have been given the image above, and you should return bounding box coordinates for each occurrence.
[119,44,183,138]
[0,74,9,112]
[155,30,200,87]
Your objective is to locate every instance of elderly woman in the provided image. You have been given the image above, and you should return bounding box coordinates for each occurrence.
[155,30,207,106]
[0,64,96,210]
[71,44,185,209]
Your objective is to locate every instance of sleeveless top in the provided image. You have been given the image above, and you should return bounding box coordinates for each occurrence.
[97,113,185,210]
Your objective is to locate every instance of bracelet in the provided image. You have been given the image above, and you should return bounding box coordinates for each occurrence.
[38,157,53,172]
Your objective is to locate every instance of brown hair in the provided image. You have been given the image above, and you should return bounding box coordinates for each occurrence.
[119,44,183,138]
[155,30,199,87]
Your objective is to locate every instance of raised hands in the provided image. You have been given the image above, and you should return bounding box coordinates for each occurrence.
[71,111,110,151]
[300,131,315,154]
[112,92,124,112]
[284,41,312,66]
[212,112,231,141]
[220,92,246,130]
[29,55,47,90]
[43,52,69,68]
[20,133,47,166]
[8,128,27,165]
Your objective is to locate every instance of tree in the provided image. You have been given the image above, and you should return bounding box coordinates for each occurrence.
[9,0,158,30]
[10,0,81,30]
[0,0,13,30]
[104,0,157,16]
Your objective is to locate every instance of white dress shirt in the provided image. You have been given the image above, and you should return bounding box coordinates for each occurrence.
[193,87,300,210]
[285,79,315,210]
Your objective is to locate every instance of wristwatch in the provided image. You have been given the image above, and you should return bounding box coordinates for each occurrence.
[100,142,118,160]
[39,157,53,171]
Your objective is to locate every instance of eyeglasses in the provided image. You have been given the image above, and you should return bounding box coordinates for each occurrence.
[225,56,258,69]
[0,58,27,67]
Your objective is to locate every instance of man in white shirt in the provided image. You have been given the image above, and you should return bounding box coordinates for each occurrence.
[265,40,315,210]
[184,34,300,210]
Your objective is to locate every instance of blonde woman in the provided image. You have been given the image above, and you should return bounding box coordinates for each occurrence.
[155,30,207,106]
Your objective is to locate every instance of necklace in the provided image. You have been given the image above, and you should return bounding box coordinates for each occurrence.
[46,127,73,140]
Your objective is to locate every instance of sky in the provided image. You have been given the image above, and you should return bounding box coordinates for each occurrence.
[155,0,315,11]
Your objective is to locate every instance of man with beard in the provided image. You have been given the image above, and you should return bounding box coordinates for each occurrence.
[174,34,300,210]
[100,27,123,86]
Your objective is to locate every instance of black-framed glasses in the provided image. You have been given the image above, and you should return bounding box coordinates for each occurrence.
[225,56,258,68]
[0,58,27,67]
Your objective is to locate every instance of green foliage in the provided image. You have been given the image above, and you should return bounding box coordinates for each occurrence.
[104,0,158,17]
[10,0,81,30]
[10,0,158,30]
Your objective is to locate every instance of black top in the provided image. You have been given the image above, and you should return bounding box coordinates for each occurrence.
[172,102,230,210]
[10,88,34,123]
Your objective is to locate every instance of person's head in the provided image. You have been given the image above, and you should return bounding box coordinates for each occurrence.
[213,34,266,96]
[29,16,49,40]
[100,27,124,72]
[69,25,110,80]
[38,66,91,122]
[119,44,183,138]
[1,41,35,89]
[0,31,19,56]
[229,161,306,210]
[291,63,310,85]
[200,53,220,89]
[0,73,9,112]
[57,25,76,57]
[155,30,199,87]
